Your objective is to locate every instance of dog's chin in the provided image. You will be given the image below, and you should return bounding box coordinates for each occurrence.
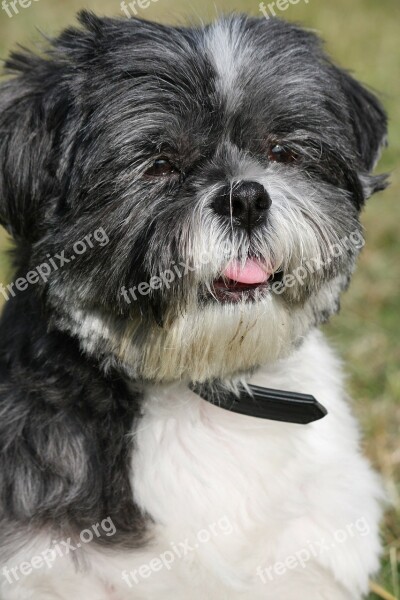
[64,286,314,384]
[54,260,347,384]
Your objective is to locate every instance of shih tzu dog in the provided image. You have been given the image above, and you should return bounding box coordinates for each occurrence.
[0,11,388,600]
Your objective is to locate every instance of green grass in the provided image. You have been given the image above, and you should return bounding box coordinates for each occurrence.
[0,0,399,597]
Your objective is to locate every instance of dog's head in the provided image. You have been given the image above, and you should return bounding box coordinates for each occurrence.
[0,13,387,382]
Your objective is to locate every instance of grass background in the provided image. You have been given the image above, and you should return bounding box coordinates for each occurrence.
[0,0,399,597]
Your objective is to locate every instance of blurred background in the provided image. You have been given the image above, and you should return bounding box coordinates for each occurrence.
[0,0,399,597]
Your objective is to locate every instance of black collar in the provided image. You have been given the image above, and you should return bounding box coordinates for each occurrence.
[190,382,327,425]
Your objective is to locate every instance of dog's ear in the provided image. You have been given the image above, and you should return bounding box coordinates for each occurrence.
[0,50,73,242]
[337,68,388,196]
[0,11,132,241]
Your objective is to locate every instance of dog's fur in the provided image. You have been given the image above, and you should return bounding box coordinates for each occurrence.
[0,12,388,599]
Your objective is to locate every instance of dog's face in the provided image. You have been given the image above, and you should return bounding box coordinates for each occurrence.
[0,13,387,382]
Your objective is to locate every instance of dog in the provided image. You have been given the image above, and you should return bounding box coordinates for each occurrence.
[0,11,388,600]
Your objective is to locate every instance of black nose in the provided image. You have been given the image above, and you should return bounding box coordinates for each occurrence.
[212,181,271,231]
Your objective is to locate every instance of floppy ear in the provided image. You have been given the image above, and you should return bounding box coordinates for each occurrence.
[0,49,74,242]
[0,11,122,241]
[338,69,388,196]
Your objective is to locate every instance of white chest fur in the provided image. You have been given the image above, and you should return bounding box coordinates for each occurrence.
[126,330,383,599]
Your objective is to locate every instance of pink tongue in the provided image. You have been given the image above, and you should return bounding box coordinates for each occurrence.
[223,260,270,285]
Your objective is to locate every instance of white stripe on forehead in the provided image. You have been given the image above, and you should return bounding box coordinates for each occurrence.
[205,19,253,114]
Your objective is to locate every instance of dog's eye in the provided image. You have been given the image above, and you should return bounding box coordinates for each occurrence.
[145,158,178,177]
[268,144,297,164]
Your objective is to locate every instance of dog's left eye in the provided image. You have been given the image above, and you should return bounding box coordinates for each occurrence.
[268,144,297,164]
[144,158,179,177]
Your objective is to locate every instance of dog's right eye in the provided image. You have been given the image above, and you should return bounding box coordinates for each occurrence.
[144,158,179,177]
[268,144,297,164]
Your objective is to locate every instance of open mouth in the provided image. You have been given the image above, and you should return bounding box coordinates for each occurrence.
[209,259,283,303]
